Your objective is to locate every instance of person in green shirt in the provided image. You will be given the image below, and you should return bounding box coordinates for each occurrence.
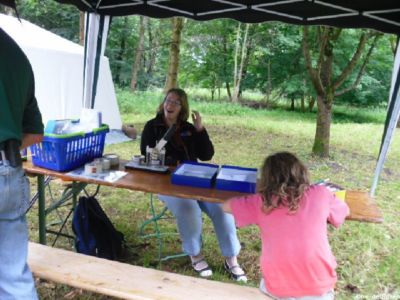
[0,3,44,298]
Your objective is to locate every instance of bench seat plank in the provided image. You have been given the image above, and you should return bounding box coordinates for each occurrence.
[28,242,269,300]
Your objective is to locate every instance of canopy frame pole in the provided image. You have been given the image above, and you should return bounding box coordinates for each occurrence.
[370,38,400,197]
[82,12,110,109]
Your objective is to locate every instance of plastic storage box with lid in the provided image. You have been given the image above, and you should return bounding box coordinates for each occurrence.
[30,125,109,172]
[171,162,219,188]
[215,165,257,193]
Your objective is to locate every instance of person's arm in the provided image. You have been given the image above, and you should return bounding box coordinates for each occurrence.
[193,128,214,161]
[140,121,156,155]
[222,194,261,228]
[191,110,214,161]
[20,133,43,149]
[22,78,44,144]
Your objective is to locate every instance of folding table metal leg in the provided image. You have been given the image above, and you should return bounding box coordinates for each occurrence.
[37,177,88,246]
[139,194,186,262]
[37,175,46,245]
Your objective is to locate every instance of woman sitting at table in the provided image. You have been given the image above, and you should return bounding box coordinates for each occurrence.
[140,88,246,281]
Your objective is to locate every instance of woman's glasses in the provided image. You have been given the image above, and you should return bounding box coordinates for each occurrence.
[165,99,181,107]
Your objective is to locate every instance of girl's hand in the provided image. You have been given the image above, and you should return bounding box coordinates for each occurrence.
[191,110,204,132]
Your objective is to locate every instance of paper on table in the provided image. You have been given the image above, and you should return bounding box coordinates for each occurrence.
[67,167,127,183]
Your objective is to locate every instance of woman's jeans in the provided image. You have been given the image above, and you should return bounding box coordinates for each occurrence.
[0,164,38,300]
[259,278,334,300]
[158,195,241,257]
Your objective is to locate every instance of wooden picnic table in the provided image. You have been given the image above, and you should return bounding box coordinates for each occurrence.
[23,160,383,245]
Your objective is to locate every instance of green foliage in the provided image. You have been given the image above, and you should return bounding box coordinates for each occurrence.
[117,88,386,124]
[116,87,162,114]
[15,7,395,108]
[17,0,80,42]
[336,35,394,107]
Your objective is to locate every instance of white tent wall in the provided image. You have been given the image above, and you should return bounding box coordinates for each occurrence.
[0,13,122,130]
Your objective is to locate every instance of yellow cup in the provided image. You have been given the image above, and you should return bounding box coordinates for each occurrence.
[335,190,346,201]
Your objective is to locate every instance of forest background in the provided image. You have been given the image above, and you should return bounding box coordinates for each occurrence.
[7,0,398,157]
[1,0,400,299]
[8,0,396,110]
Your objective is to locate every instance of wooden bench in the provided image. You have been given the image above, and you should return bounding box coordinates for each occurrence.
[28,242,269,300]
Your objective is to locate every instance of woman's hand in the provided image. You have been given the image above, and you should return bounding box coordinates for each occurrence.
[191,110,204,132]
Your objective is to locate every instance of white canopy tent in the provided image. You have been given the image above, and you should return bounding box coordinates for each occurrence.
[0,13,122,130]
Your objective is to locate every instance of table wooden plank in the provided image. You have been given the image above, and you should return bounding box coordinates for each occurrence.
[23,161,383,222]
[23,160,248,203]
[344,190,383,223]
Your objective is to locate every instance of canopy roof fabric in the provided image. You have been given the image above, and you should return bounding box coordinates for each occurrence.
[56,0,400,34]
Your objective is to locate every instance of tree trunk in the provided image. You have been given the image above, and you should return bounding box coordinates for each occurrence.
[303,26,372,157]
[290,97,295,111]
[232,23,241,102]
[266,58,272,102]
[130,16,146,91]
[144,19,161,88]
[309,96,315,111]
[313,93,333,156]
[222,33,232,101]
[79,12,85,46]
[301,95,305,112]
[232,23,250,103]
[164,17,184,92]
[226,81,232,100]
[114,17,128,85]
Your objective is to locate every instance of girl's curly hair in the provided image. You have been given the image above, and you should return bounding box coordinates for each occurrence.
[258,152,310,214]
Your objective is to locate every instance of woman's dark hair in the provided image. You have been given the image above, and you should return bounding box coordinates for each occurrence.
[157,88,189,122]
[258,152,310,213]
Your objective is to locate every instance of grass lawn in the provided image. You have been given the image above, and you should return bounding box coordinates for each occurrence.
[28,90,400,299]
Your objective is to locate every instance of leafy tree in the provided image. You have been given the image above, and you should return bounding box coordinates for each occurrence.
[17,0,80,42]
[303,26,381,157]
[336,35,394,107]
[106,16,139,86]
[179,19,237,99]
[164,17,184,92]
[130,16,146,91]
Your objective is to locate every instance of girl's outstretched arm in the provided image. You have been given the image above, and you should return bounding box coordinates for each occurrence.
[221,201,232,213]
[328,194,350,227]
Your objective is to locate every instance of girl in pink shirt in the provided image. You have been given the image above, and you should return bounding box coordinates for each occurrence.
[223,152,349,299]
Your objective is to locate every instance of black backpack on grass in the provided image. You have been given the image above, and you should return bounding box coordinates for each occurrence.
[72,196,125,260]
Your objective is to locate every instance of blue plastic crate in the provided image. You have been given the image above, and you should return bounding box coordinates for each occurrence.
[215,165,257,193]
[171,162,219,189]
[30,125,109,172]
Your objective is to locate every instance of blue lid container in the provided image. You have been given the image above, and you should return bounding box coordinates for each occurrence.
[215,165,257,193]
[171,162,219,189]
